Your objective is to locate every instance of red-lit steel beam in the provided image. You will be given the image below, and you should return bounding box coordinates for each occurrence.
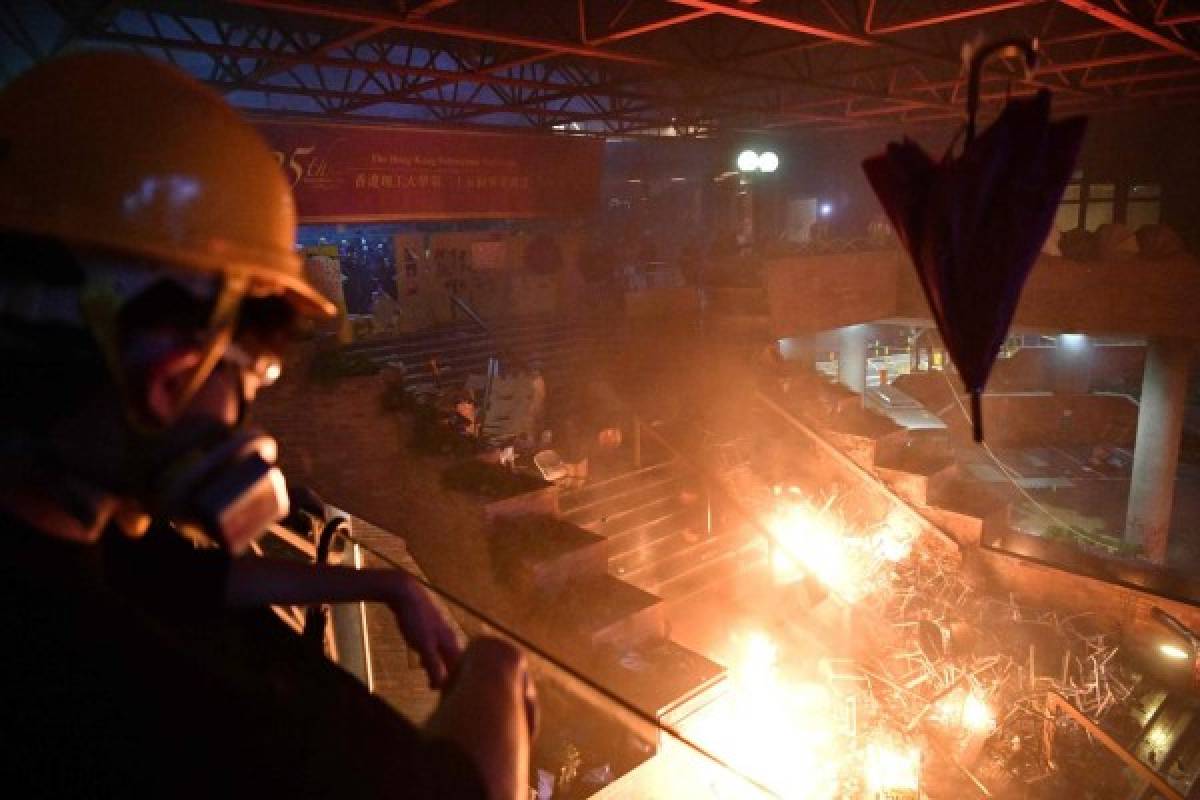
[1044,26,1117,45]
[865,0,1046,35]
[225,21,390,94]
[817,87,1200,132]
[92,32,532,91]
[1037,49,1176,74]
[208,78,675,126]
[338,52,557,116]
[844,100,928,118]
[225,0,670,67]
[224,0,970,125]
[1057,0,1199,60]
[674,0,1111,104]
[89,30,682,106]
[223,0,701,118]
[197,0,1145,128]
[895,48,1175,95]
[768,77,1200,131]
[332,7,719,116]
[587,9,713,45]
[405,0,457,20]
[1156,0,1200,26]
[1082,66,1200,87]
[668,0,874,46]
[768,68,1169,128]
[100,27,769,127]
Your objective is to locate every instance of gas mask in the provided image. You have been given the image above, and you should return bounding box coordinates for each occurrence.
[73,261,297,553]
[146,424,289,555]
[128,321,293,555]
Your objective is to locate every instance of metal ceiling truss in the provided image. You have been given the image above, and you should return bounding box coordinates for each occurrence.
[1,0,1198,135]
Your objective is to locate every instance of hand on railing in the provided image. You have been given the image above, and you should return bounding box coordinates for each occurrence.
[383,570,464,689]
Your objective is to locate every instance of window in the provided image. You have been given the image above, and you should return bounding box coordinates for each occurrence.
[1050,180,1082,247]
[1054,203,1080,232]
[1126,183,1161,229]
[1084,183,1115,230]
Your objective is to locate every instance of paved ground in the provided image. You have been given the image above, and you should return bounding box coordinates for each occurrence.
[952,441,1200,570]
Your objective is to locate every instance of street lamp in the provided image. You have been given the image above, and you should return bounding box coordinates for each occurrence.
[736,149,781,173]
[736,149,760,172]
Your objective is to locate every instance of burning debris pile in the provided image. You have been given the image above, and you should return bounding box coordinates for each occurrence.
[683,478,1153,799]
[671,629,922,800]
[856,538,1143,797]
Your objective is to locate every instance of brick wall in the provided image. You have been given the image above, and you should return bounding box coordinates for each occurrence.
[252,351,513,621]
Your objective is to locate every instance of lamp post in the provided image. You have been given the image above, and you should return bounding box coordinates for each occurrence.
[734,149,781,246]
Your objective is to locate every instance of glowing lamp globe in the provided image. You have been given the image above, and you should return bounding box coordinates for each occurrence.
[736,149,760,172]
[758,151,779,173]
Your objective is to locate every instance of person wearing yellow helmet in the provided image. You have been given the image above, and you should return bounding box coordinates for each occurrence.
[0,52,531,799]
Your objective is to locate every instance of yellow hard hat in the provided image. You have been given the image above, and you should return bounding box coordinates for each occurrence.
[0,51,334,318]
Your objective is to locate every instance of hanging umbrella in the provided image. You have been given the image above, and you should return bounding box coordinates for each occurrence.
[862,38,1087,442]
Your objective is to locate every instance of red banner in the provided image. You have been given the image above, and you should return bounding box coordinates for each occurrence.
[257,119,603,223]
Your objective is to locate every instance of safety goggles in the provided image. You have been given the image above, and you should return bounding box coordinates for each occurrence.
[80,262,296,428]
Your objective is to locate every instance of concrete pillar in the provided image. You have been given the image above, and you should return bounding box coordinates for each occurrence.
[838,324,868,394]
[1126,338,1191,564]
[1053,333,1093,394]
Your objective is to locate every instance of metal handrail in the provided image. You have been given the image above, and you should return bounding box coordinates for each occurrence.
[260,518,349,659]
[753,388,963,553]
[450,293,489,334]
[630,413,789,590]
[303,517,350,654]
[1043,691,1184,800]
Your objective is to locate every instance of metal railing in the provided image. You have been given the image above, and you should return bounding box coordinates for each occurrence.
[256,515,373,688]
[295,511,782,799]
[1043,691,1184,800]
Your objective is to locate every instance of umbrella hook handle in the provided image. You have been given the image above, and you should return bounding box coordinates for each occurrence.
[966,38,1038,145]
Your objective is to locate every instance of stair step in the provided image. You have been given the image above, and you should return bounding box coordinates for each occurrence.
[687,560,776,608]
[559,461,678,512]
[652,540,767,601]
[344,321,481,352]
[623,530,752,587]
[562,474,687,526]
[346,314,589,349]
[392,343,618,393]
[605,507,708,564]
[608,508,708,576]
[356,323,607,365]
[377,327,607,363]
[532,573,665,647]
[577,494,689,541]
[489,516,609,591]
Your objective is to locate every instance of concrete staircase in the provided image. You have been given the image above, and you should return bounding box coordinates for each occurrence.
[346,314,623,403]
[561,460,767,605]
[483,500,728,729]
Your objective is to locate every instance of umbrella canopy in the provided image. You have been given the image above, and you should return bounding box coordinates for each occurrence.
[862,38,1087,442]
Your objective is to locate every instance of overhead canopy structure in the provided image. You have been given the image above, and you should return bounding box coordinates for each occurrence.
[2,1,1199,135]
